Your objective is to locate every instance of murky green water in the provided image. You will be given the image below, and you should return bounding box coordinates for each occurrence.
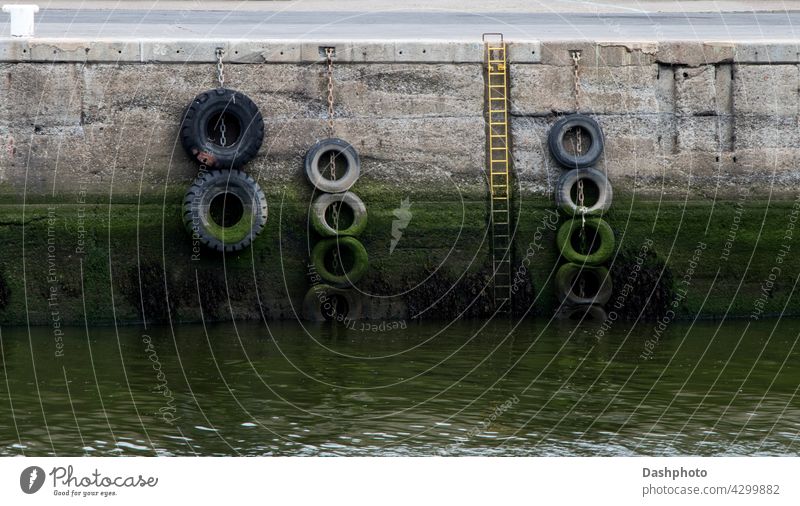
[0,318,798,456]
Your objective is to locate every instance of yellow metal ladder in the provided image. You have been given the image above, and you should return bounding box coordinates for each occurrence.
[484,34,512,312]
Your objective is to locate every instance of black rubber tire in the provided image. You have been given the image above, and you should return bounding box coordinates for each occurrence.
[556,218,615,265]
[555,167,613,216]
[548,114,604,169]
[311,237,369,287]
[311,191,368,237]
[180,88,264,170]
[555,304,608,322]
[555,263,613,305]
[304,138,361,193]
[302,284,363,322]
[183,169,268,253]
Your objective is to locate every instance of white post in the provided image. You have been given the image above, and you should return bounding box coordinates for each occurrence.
[2,4,39,37]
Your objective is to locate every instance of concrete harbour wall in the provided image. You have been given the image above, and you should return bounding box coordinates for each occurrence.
[0,38,799,325]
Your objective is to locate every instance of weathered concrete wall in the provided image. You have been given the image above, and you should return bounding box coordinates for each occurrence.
[1,38,800,325]
[1,39,800,198]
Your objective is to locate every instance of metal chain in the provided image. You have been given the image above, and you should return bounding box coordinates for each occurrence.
[219,118,227,148]
[570,51,588,230]
[215,48,227,147]
[324,48,337,184]
[325,47,336,139]
[216,47,225,88]
[579,276,586,299]
[571,50,581,112]
[577,178,587,223]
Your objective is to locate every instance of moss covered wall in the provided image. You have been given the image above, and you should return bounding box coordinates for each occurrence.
[3,43,800,324]
[0,183,798,325]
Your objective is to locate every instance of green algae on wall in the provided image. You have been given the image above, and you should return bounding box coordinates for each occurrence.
[0,187,797,326]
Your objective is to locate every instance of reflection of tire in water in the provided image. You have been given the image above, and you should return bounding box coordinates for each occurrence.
[555,303,607,322]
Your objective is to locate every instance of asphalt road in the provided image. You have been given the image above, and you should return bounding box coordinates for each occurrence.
[3,9,800,40]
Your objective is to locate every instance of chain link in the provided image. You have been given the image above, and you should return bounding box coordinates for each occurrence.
[571,50,581,112]
[322,48,342,278]
[325,47,336,139]
[219,119,227,148]
[216,47,225,88]
[324,47,337,185]
[570,50,588,230]
[214,48,228,147]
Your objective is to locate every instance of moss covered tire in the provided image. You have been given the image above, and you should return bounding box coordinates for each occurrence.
[555,167,613,216]
[183,169,268,253]
[302,284,363,322]
[555,263,612,305]
[548,114,604,169]
[311,192,368,237]
[305,138,360,193]
[311,237,369,287]
[180,88,264,170]
[557,218,615,265]
[555,304,607,322]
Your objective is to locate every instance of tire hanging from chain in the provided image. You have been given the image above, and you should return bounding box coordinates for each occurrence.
[545,49,615,315]
[180,47,267,253]
[179,48,264,170]
[303,48,367,320]
[304,49,362,193]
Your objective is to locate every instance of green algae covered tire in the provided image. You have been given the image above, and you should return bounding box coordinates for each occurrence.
[311,191,368,237]
[555,304,607,322]
[555,263,612,306]
[302,284,363,321]
[556,218,615,265]
[555,167,613,216]
[311,237,369,287]
[180,88,264,170]
[183,169,268,253]
[305,138,360,193]
[548,114,604,169]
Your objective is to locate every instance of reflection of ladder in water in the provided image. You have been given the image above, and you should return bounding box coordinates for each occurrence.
[484,33,512,312]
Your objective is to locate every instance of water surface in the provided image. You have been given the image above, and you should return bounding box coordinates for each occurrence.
[0,318,798,456]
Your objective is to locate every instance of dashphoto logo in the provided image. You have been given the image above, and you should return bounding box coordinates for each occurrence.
[20,466,45,494]
[389,197,413,254]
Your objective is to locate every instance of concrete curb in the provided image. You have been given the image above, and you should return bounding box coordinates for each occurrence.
[1,38,799,65]
[0,38,541,63]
